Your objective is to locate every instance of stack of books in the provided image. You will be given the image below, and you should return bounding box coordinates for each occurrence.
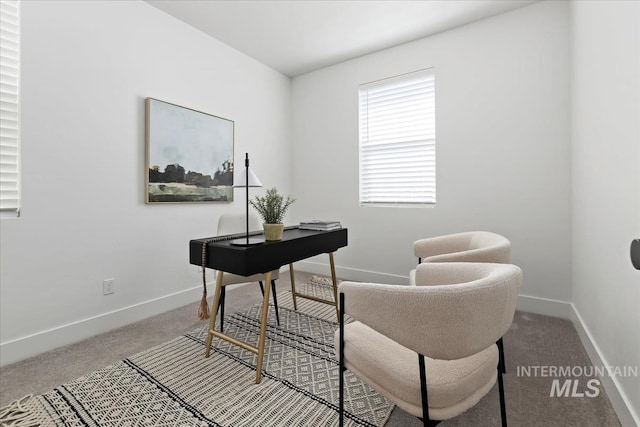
[299,220,342,231]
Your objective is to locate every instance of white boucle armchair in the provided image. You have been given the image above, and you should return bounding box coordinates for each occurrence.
[336,262,522,427]
[410,231,511,285]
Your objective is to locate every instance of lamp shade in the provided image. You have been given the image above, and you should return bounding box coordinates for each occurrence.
[233,167,263,188]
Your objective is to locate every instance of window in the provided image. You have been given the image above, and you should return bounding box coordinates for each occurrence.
[359,69,435,206]
[0,0,20,215]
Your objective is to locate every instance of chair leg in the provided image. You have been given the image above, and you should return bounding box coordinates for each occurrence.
[339,292,345,427]
[497,361,508,427]
[418,354,430,427]
[218,286,226,333]
[497,337,506,374]
[271,280,280,326]
[258,281,265,296]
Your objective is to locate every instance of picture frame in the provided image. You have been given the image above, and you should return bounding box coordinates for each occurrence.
[145,97,234,203]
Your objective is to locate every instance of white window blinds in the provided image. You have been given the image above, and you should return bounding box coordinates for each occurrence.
[359,69,435,206]
[0,0,20,214]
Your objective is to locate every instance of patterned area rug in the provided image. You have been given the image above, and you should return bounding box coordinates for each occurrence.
[0,277,393,426]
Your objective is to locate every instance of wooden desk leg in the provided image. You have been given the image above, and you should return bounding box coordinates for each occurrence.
[255,271,272,384]
[329,252,339,320]
[205,271,224,358]
[289,263,297,311]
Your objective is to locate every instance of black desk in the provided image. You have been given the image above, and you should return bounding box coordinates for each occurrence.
[189,227,348,383]
[190,228,347,275]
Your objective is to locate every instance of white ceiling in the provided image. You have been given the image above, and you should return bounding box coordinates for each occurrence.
[146,0,538,77]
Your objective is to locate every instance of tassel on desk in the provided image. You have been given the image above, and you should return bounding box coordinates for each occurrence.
[198,289,210,320]
[199,241,210,320]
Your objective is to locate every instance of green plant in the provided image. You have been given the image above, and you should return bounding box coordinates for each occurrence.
[249,187,295,224]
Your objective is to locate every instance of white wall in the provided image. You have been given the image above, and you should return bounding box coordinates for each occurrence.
[571,1,640,424]
[0,0,291,365]
[5,7,636,424]
[291,1,572,311]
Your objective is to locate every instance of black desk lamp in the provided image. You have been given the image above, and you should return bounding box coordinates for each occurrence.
[231,153,264,246]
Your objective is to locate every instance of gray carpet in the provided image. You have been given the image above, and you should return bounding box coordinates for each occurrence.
[0,271,621,426]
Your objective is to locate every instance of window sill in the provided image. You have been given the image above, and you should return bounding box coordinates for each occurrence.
[360,203,435,209]
[0,210,20,219]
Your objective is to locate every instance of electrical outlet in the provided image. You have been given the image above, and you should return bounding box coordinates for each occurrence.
[103,278,115,295]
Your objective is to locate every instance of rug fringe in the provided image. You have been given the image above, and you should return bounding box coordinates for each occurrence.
[0,395,42,427]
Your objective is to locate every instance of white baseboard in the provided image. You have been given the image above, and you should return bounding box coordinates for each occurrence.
[571,305,639,427]
[0,285,204,367]
[297,261,576,320]
[516,293,572,319]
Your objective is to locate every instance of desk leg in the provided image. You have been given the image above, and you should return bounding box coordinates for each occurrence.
[255,271,272,384]
[329,252,339,320]
[205,271,224,358]
[289,264,297,311]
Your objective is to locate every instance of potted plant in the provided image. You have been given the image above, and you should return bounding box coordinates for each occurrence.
[249,187,296,241]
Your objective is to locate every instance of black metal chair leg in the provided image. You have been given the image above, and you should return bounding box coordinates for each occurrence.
[218,286,226,333]
[339,293,345,427]
[497,362,508,427]
[259,281,265,296]
[497,337,506,374]
[418,354,430,427]
[271,280,280,326]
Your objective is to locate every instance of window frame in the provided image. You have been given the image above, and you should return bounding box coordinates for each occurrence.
[358,68,436,208]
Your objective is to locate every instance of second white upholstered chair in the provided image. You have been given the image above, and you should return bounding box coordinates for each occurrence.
[336,262,522,427]
[214,213,281,332]
[409,231,511,285]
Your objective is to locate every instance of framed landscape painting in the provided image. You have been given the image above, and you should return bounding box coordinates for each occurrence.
[145,98,234,203]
